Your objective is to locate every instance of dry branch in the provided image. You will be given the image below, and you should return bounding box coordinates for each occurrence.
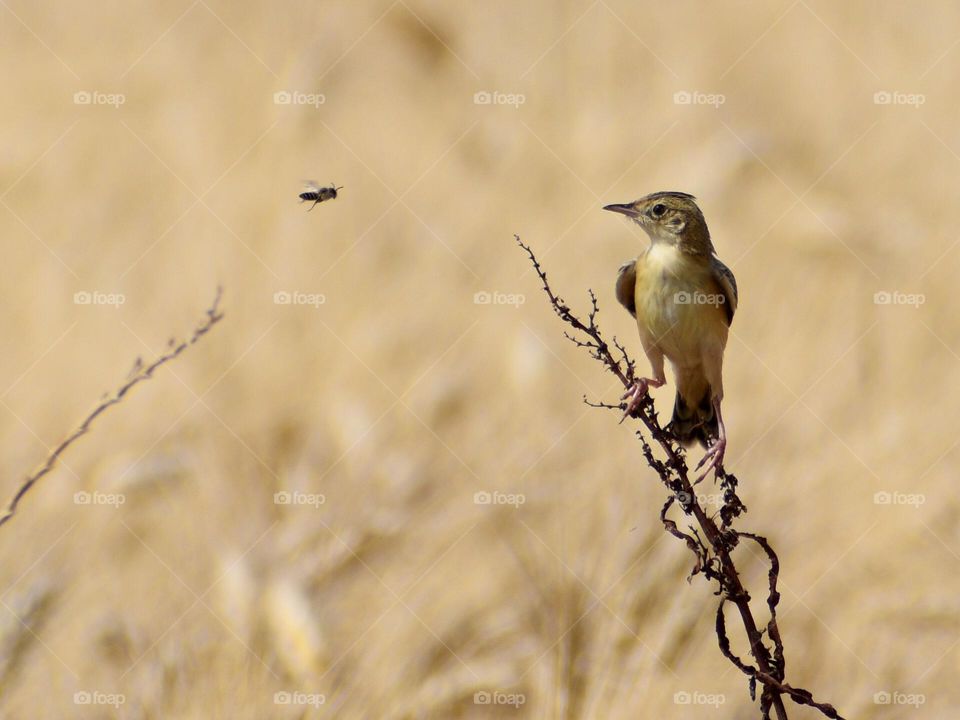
[517,237,844,720]
[0,288,225,530]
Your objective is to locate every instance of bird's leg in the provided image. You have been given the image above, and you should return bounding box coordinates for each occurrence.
[695,397,726,482]
[619,377,663,423]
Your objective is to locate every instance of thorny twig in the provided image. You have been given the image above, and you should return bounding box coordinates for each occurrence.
[517,237,844,720]
[0,288,225,530]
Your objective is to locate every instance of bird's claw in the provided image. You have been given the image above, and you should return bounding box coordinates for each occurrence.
[619,379,649,424]
[695,436,726,482]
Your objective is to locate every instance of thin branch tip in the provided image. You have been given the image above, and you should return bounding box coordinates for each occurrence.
[0,287,226,531]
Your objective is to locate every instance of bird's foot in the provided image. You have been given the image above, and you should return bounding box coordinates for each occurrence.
[619,378,660,423]
[694,435,726,483]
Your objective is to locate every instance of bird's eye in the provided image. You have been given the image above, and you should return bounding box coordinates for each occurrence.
[651,203,666,217]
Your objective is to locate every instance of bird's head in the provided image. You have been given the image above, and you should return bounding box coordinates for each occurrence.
[604,191,713,255]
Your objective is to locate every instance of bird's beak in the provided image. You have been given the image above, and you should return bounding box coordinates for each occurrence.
[603,203,640,218]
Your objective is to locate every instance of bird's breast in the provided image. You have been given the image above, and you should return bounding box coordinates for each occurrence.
[633,244,726,363]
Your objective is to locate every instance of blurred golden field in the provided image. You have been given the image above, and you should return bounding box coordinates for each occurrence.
[0,1,958,717]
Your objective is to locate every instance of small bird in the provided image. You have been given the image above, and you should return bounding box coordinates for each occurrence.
[604,191,737,479]
[299,181,342,211]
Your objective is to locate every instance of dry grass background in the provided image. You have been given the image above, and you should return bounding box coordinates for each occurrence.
[0,0,957,717]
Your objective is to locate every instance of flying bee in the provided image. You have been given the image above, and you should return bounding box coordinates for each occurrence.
[299,181,342,211]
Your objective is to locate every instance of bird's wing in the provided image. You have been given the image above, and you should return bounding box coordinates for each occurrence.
[711,257,738,326]
[615,258,638,317]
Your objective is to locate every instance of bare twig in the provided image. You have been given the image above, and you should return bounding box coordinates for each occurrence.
[517,237,844,720]
[0,288,225,530]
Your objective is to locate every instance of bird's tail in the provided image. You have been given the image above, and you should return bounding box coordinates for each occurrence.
[668,387,716,448]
